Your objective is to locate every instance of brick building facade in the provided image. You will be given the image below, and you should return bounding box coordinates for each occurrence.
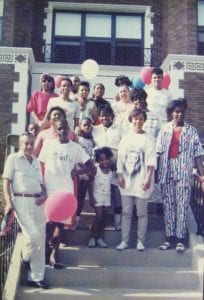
[0,0,204,171]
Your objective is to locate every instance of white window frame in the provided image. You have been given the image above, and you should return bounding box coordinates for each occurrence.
[43,2,153,65]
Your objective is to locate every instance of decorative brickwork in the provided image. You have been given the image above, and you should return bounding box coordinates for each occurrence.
[0,64,19,172]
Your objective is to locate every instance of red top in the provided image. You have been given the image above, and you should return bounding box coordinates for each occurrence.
[168,129,182,159]
[27,91,58,120]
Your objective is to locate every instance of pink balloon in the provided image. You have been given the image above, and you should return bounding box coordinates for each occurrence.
[162,73,171,89]
[45,190,77,222]
[55,75,64,88]
[139,66,153,85]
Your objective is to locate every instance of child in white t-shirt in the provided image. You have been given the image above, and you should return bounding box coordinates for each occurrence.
[74,117,95,229]
[116,109,156,251]
[88,147,113,248]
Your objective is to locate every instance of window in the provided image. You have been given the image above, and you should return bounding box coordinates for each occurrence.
[198,1,204,55]
[52,11,144,66]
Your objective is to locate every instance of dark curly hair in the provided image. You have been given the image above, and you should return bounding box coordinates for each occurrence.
[94,147,113,162]
[115,75,132,87]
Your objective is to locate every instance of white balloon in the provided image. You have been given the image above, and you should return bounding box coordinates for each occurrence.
[81,59,99,80]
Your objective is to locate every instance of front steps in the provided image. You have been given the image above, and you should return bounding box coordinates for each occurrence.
[12,202,204,299]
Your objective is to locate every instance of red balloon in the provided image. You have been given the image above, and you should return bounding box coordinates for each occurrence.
[45,190,77,222]
[55,75,64,88]
[162,73,171,89]
[139,66,153,85]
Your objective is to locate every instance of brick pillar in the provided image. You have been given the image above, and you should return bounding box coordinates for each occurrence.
[0,48,34,172]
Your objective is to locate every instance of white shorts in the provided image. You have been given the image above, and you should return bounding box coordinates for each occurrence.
[94,192,111,207]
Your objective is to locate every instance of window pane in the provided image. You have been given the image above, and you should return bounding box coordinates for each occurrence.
[86,14,111,37]
[115,44,143,66]
[198,2,204,26]
[54,42,81,63]
[55,12,81,36]
[85,41,111,64]
[198,32,204,42]
[116,16,142,39]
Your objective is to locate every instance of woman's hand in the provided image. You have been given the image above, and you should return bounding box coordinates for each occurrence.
[118,174,125,189]
[141,177,151,191]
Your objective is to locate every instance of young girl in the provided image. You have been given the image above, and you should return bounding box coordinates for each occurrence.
[92,105,122,230]
[88,147,113,248]
[74,117,95,229]
[27,73,58,129]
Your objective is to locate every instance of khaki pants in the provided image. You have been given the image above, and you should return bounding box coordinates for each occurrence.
[121,195,148,243]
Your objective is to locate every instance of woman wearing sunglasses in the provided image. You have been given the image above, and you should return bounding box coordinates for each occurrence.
[27,73,58,129]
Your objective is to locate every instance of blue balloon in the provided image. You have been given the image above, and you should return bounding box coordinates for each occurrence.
[132,76,145,89]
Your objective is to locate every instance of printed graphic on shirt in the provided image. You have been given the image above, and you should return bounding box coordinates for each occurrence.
[123,147,144,177]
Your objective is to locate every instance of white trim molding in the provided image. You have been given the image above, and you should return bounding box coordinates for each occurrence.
[161,54,204,99]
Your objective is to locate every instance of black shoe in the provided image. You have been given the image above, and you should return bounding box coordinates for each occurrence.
[27,280,50,289]
[50,261,63,269]
[21,252,31,270]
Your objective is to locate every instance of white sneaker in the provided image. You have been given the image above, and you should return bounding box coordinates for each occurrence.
[88,238,96,248]
[97,238,108,248]
[137,240,145,251]
[116,241,128,250]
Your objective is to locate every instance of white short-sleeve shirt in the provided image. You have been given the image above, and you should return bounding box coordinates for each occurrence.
[144,87,172,137]
[92,124,121,154]
[47,97,80,131]
[3,151,43,194]
[39,139,90,194]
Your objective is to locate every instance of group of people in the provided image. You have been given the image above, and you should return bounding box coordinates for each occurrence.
[2,67,204,289]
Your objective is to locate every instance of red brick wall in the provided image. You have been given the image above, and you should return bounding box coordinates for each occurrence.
[1,0,199,65]
[161,0,198,62]
[180,72,204,136]
[0,64,19,172]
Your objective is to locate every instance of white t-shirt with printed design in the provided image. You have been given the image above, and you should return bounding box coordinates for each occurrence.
[117,132,156,198]
[39,139,89,194]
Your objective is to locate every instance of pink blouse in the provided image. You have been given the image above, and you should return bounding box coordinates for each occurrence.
[27,91,58,120]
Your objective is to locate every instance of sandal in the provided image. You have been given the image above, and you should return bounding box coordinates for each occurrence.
[176,243,185,253]
[159,241,172,250]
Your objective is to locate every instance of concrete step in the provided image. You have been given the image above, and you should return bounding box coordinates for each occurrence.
[58,246,193,268]
[16,287,203,300]
[41,266,199,290]
[78,213,165,231]
[81,198,162,215]
[62,213,167,248]
[61,228,166,248]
